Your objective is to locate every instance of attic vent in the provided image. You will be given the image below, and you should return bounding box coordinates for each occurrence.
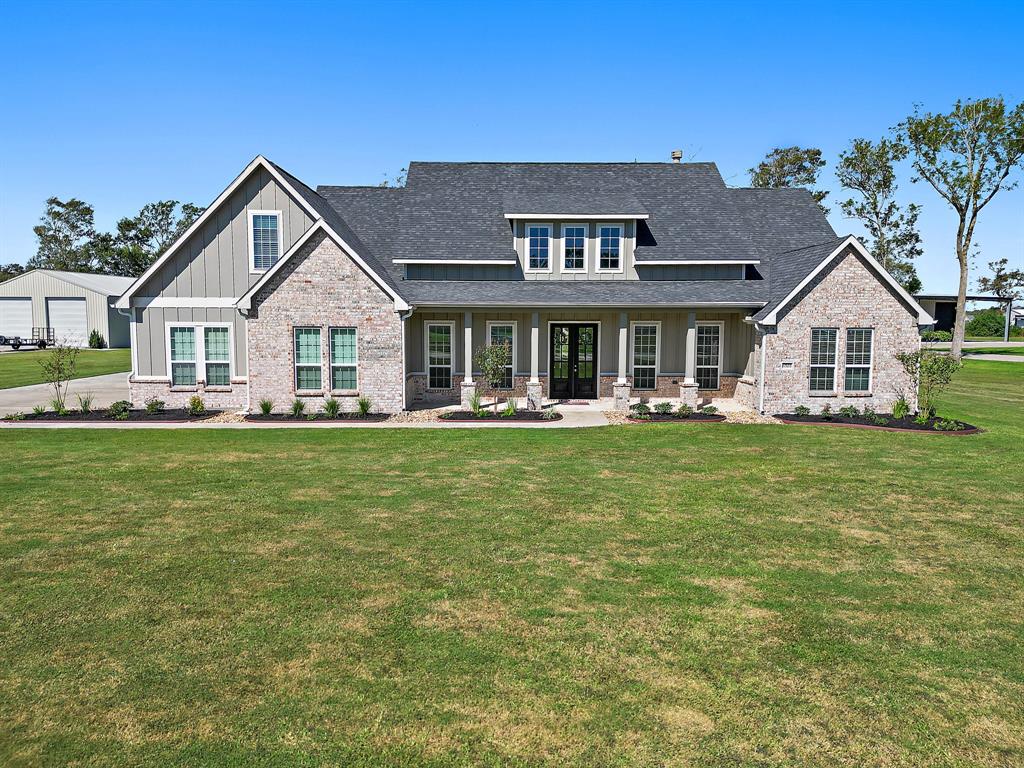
[671,149,682,163]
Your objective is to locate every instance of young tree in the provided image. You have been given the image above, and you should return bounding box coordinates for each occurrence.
[39,344,80,413]
[29,197,97,271]
[898,98,1024,359]
[836,138,923,293]
[473,342,513,413]
[749,146,829,214]
[896,350,962,417]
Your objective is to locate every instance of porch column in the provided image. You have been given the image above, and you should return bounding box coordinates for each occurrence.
[460,311,476,408]
[613,311,630,411]
[680,311,699,407]
[527,311,542,410]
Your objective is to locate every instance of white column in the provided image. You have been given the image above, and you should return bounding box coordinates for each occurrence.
[463,311,473,383]
[617,311,628,383]
[530,311,540,383]
[684,311,697,384]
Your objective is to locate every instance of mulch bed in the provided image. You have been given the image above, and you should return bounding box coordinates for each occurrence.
[9,409,222,423]
[439,410,563,422]
[245,413,389,423]
[775,413,980,434]
[627,413,727,423]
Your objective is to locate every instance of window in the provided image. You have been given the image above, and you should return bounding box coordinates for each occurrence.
[598,224,622,271]
[696,323,721,390]
[527,224,551,271]
[487,322,515,389]
[330,327,357,391]
[426,322,453,389]
[809,328,838,392]
[632,323,659,390]
[294,327,322,391]
[249,210,281,272]
[844,328,873,392]
[169,326,197,386]
[203,326,231,386]
[563,225,586,271]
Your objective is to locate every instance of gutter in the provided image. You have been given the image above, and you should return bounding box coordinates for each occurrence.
[399,305,416,411]
[116,306,138,387]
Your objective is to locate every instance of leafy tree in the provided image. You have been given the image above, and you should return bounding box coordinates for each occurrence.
[749,146,829,214]
[29,197,97,271]
[473,342,513,413]
[977,257,1024,301]
[82,232,151,277]
[39,343,80,413]
[0,263,25,283]
[897,98,1024,359]
[965,308,1008,338]
[113,200,204,262]
[896,350,962,417]
[836,138,923,293]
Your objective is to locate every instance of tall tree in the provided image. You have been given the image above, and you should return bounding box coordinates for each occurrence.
[29,197,97,271]
[0,263,26,283]
[977,257,1024,301]
[81,232,151,277]
[749,146,829,214]
[836,138,923,293]
[116,200,204,259]
[898,98,1024,358]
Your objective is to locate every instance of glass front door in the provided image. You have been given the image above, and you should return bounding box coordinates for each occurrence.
[549,324,598,399]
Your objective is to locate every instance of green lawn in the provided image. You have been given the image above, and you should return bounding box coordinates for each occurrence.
[1,361,1021,767]
[0,348,131,389]
[966,346,1024,356]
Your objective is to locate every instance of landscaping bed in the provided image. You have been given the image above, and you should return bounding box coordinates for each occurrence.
[245,413,389,423]
[439,410,563,422]
[8,408,221,423]
[776,412,980,433]
[627,412,726,423]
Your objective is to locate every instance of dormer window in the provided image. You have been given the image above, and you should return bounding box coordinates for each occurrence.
[598,224,622,272]
[563,225,587,271]
[526,224,551,272]
[248,210,282,272]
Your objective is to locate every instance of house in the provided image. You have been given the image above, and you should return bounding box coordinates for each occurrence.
[114,155,932,414]
[0,269,135,348]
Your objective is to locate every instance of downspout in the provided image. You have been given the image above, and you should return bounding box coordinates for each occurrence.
[756,322,767,415]
[116,306,137,390]
[399,306,416,411]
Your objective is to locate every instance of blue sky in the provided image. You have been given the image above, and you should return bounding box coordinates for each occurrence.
[1,0,1021,291]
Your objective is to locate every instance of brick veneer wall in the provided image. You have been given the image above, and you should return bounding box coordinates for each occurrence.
[247,230,404,414]
[762,249,920,414]
[128,379,247,410]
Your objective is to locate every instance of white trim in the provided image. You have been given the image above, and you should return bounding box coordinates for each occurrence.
[393,258,518,265]
[629,320,661,391]
[524,223,553,274]
[293,326,324,393]
[843,327,874,394]
[560,223,588,274]
[596,223,624,274]
[637,259,761,266]
[505,213,649,220]
[759,235,933,325]
[236,220,409,312]
[485,320,518,389]
[132,297,240,308]
[116,155,323,310]
[424,320,456,390]
[545,320,601,398]
[164,321,234,387]
[329,326,359,393]
[695,320,724,391]
[247,209,283,274]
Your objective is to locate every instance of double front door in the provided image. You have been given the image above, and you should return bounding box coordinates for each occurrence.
[550,323,598,399]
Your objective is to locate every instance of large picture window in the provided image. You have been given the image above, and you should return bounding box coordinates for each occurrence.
[563,225,586,271]
[294,327,322,391]
[330,327,358,391]
[844,328,873,392]
[695,323,721,390]
[598,224,622,271]
[631,323,658,390]
[487,322,515,389]
[249,211,281,272]
[809,328,838,392]
[527,224,551,271]
[426,323,453,389]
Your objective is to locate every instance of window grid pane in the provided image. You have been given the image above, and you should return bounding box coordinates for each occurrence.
[599,226,621,270]
[252,214,280,270]
[846,328,873,366]
[169,327,195,362]
[488,324,514,389]
[563,226,585,270]
[171,362,196,387]
[809,328,838,392]
[204,327,230,362]
[296,366,322,390]
[332,366,357,390]
[696,325,720,390]
[632,325,657,390]
[528,226,550,270]
[205,363,230,386]
[331,328,356,365]
[294,328,322,391]
[427,325,452,389]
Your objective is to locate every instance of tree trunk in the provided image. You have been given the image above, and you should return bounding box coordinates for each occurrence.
[951,244,970,360]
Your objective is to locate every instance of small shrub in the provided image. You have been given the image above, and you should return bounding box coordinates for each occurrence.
[629,402,651,417]
[920,329,952,342]
[914,412,930,425]
[933,418,962,431]
[838,405,860,418]
[700,405,718,415]
[323,398,340,419]
[32,404,46,416]
[7,411,24,421]
[107,400,131,420]
[468,389,484,417]
[357,396,373,417]
[76,392,95,414]
[88,329,106,349]
[820,404,833,421]
[501,398,517,418]
[186,395,206,417]
[897,350,962,417]
[892,398,910,420]
[290,399,306,418]
[653,402,674,415]
[144,396,164,415]
[259,398,274,416]
[871,415,889,426]
[861,405,875,419]
[541,407,558,420]
[307,413,316,421]
[676,403,693,418]
[793,405,811,416]
[49,398,68,416]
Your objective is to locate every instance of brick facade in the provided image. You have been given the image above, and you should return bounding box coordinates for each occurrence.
[247,230,404,414]
[128,379,247,410]
[760,249,920,414]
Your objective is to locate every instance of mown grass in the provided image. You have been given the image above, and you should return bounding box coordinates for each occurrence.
[1,361,1021,767]
[966,346,1024,356]
[0,348,131,389]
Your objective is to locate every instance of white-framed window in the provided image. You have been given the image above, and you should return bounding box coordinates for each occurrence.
[696,322,722,390]
[330,327,358,391]
[425,321,454,390]
[809,328,838,392]
[166,323,233,387]
[486,321,516,389]
[597,224,623,272]
[294,327,322,391]
[844,328,873,392]
[248,210,282,272]
[631,322,660,390]
[562,224,587,272]
[526,223,552,272]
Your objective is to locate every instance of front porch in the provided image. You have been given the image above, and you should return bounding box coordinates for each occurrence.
[404,308,761,411]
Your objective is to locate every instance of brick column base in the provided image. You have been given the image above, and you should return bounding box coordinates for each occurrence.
[612,381,630,411]
[679,382,699,408]
[526,381,543,411]
[460,381,477,409]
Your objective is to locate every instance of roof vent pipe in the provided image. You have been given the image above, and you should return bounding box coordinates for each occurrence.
[671,149,682,163]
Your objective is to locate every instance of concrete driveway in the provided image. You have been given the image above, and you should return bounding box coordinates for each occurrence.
[0,373,129,416]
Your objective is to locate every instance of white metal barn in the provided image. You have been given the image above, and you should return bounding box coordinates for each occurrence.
[0,270,134,348]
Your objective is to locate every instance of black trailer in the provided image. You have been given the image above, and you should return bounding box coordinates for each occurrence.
[0,327,55,350]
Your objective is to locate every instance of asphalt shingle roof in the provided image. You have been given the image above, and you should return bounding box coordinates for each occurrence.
[502,191,647,217]
[751,237,848,321]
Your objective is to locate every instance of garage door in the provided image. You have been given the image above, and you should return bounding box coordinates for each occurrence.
[0,298,33,340]
[47,298,88,347]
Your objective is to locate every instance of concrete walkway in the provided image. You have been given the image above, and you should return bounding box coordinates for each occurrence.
[0,373,129,417]
[963,353,1024,363]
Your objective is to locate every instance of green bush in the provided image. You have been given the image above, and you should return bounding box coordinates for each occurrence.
[871,415,890,426]
[653,402,674,415]
[699,405,718,415]
[501,398,517,418]
[468,390,484,417]
[920,329,952,342]
[259,398,274,416]
[186,396,205,417]
[676,403,693,418]
[290,399,306,418]
[966,308,1006,338]
[630,402,651,417]
[896,351,962,418]
[793,405,811,416]
[32,404,46,416]
[862,405,876,419]
[323,398,340,419]
[820,404,833,421]
[933,418,962,431]
[541,407,558,420]
[49,398,68,416]
[839,405,860,418]
[914,412,930,425]
[357,396,373,417]
[892,397,910,420]
[144,397,164,415]
[87,329,106,349]
[107,400,131,420]
[76,392,95,414]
